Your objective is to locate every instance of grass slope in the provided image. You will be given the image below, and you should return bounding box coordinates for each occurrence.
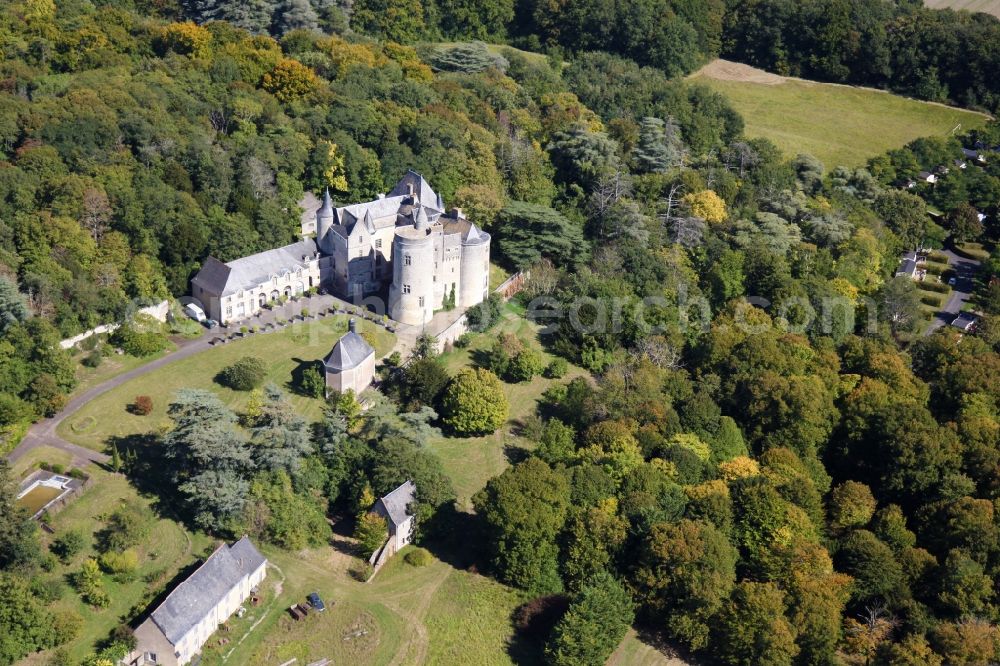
[57,316,395,451]
[691,60,989,168]
[925,0,1000,19]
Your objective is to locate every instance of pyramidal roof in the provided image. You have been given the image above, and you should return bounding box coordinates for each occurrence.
[324,322,375,371]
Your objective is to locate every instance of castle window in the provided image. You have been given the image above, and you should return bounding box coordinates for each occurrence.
[405,254,412,266]
[403,284,411,294]
[419,296,425,307]
[226,306,232,317]
[375,239,382,249]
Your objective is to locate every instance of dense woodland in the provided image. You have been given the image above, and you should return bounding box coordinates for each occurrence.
[3,0,1000,664]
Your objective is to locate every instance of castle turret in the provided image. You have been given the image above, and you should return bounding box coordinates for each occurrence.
[389,225,436,326]
[316,189,334,252]
[459,223,491,309]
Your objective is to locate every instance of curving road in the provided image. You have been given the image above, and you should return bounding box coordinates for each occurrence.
[6,333,214,467]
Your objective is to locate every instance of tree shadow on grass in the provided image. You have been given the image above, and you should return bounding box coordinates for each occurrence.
[289,357,320,396]
[420,503,487,573]
[106,433,188,525]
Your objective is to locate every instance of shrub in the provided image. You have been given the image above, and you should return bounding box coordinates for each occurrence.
[920,280,950,294]
[49,463,65,474]
[67,468,86,480]
[218,356,267,391]
[465,293,504,332]
[96,504,154,553]
[454,332,474,348]
[404,547,432,567]
[81,351,103,368]
[111,325,168,357]
[299,363,326,398]
[51,529,88,562]
[131,395,153,416]
[99,549,139,579]
[301,307,310,317]
[508,348,544,382]
[544,358,568,379]
[441,368,509,435]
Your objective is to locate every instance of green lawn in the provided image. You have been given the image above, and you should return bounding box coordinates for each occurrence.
[925,0,1000,19]
[58,317,395,452]
[21,469,214,665]
[690,67,989,168]
[431,306,589,508]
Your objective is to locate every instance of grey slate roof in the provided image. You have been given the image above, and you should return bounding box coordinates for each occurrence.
[897,258,918,276]
[389,170,439,207]
[375,480,416,528]
[323,327,375,371]
[192,239,317,297]
[150,537,266,646]
[951,312,979,331]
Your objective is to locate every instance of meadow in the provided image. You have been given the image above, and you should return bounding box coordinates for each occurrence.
[18,303,675,666]
[56,316,395,451]
[924,0,1000,18]
[690,60,989,169]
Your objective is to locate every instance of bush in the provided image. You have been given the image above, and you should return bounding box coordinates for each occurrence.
[441,368,509,435]
[465,293,504,332]
[68,468,86,480]
[217,356,268,391]
[96,505,154,553]
[404,547,432,567]
[111,325,168,357]
[51,529,88,562]
[131,395,153,415]
[508,348,544,382]
[544,358,568,379]
[954,243,991,262]
[81,351,103,368]
[299,363,326,398]
[920,280,951,294]
[98,549,139,579]
[454,332,474,348]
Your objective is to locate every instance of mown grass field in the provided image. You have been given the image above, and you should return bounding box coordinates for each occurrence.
[925,0,1000,18]
[690,60,989,168]
[57,316,395,451]
[19,304,679,666]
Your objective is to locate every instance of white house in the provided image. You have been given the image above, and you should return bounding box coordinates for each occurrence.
[126,537,267,666]
[191,239,321,325]
[369,480,416,569]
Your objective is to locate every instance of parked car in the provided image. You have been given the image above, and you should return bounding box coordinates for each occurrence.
[948,277,957,286]
[203,319,219,329]
[183,303,207,323]
[307,592,326,612]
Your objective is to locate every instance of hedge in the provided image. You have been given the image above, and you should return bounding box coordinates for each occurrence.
[954,243,991,262]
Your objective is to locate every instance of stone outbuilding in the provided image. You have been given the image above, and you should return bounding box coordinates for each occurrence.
[323,319,375,396]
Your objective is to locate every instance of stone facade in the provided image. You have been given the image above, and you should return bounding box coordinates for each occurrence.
[323,319,375,396]
[192,171,490,327]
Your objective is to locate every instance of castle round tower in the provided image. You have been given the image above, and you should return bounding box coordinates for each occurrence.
[388,225,436,326]
[459,224,491,309]
[316,188,335,253]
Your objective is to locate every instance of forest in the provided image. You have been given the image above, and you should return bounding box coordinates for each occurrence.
[1,0,1000,664]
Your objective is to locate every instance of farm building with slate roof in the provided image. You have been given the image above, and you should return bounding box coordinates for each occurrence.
[126,537,266,666]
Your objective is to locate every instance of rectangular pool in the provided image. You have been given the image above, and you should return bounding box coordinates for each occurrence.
[18,485,66,516]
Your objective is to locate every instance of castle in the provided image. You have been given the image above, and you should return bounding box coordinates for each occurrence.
[191,171,491,326]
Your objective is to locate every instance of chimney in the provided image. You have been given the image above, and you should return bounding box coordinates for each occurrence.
[451,207,463,219]
[406,183,414,197]
[348,318,357,333]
